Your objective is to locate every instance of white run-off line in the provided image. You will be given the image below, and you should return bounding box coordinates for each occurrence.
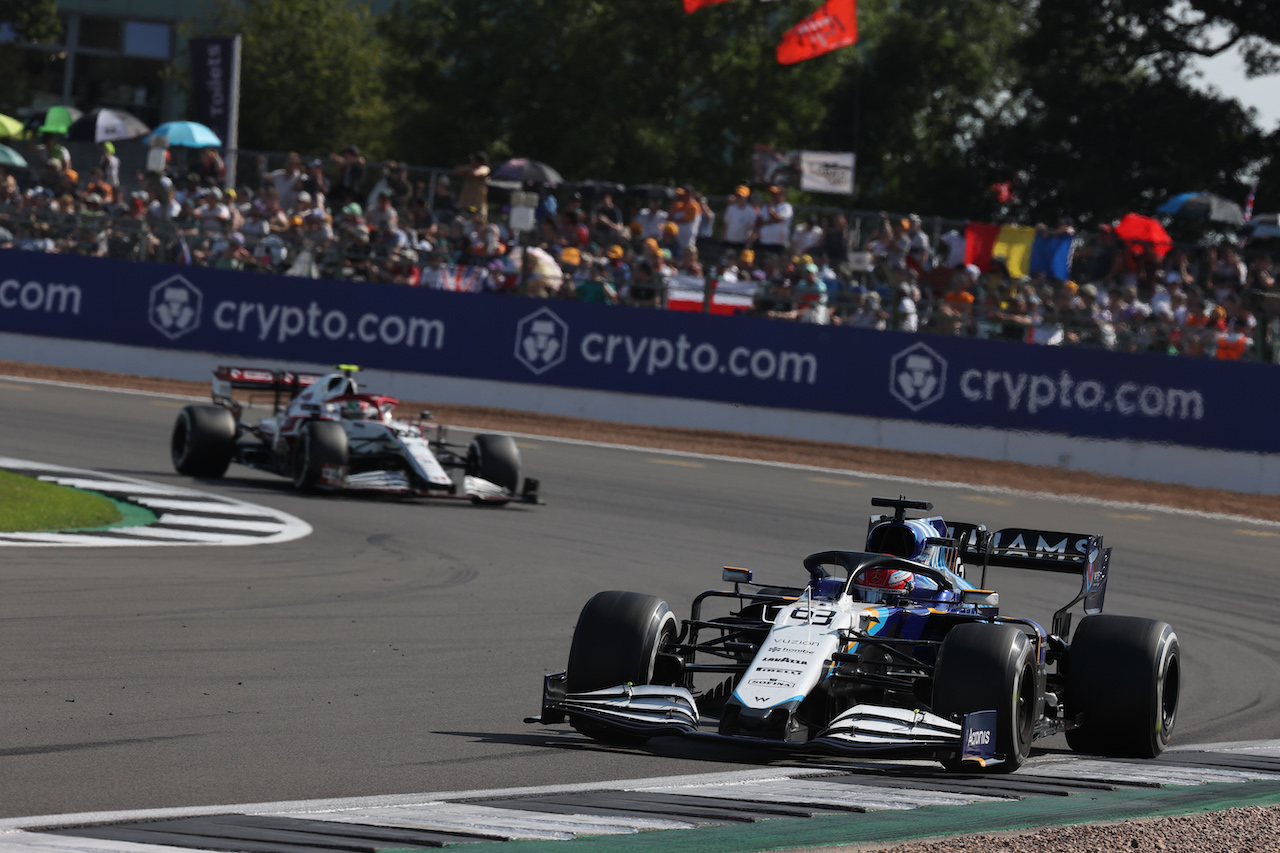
[0,457,311,547]
[2,742,1280,851]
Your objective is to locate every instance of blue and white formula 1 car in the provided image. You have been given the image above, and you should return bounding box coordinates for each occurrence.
[170,365,540,505]
[530,497,1180,772]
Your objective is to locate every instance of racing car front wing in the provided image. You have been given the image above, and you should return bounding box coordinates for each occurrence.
[527,672,700,736]
[529,673,998,763]
[813,705,961,749]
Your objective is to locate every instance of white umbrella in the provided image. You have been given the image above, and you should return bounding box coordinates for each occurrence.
[66,108,151,143]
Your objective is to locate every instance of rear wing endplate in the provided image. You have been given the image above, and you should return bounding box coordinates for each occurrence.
[965,526,1110,639]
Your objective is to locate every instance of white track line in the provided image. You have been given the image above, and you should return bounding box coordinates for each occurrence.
[153,514,287,533]
[132,499,281,516]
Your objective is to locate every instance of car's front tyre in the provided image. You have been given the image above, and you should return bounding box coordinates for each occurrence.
[566,590,678,745]
[933,623,1039,773]
[291,420,348,492]
[466,434,521,505]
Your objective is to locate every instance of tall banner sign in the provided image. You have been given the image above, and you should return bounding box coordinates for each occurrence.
[188,37,235,150]
[188,36,242,186]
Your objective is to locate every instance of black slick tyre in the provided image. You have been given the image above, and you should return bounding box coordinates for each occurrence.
[171,405,236,478]
[933,623,1039,773]
[1064,615,1180,758]
[466,434,521,505]
[566,590,678,744]
[291,420,348,492]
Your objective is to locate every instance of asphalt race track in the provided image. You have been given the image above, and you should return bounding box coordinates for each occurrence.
[2,378,1280,820]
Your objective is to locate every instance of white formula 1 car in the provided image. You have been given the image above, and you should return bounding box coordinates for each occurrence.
[170,365,540,505]
[530,497,1180,772]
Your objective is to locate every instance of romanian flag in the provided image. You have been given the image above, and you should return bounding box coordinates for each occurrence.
[992,225,1036,278]
[776,0,857,65]
[683,0,734,12]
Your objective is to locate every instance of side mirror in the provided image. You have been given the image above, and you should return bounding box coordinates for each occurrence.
[722,567,753,584]
[961,590,999,608]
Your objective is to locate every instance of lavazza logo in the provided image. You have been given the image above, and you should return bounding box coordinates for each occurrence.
[148,275,203,341]
[889,342,947,412]
[514,306,569,375]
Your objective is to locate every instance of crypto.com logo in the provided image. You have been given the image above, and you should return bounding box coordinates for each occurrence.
[514,307,569,375]
[148,275,203,341]
[889,342,947,412]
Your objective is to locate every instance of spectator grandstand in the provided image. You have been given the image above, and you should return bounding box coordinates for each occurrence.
[0,140,1276,364]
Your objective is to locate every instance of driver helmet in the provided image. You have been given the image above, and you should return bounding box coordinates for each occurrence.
[342,399,376,420]
[853,568,914,604]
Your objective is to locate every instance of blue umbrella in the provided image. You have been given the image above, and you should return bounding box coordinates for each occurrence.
[146,121,222,148]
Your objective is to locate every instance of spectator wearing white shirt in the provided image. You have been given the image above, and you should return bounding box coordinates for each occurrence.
[197,188,231,232]
[753,185,793,261]
[721,185,757,252]
[905,214,931,269]
[633,201,668,241]
[790,214,823,257]
[265,152,304,212]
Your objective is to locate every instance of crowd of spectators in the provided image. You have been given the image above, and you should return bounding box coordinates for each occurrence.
[1,135,1277,363]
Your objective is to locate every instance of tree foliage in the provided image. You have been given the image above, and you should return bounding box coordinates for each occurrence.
[380,0,847,188]
[0,0,62,44]
[976,0,1271,224]
[197,0,391,157]
[191,0,1280,219]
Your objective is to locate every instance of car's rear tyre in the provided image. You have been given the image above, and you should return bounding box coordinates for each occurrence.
[933,623,1039,773]
[1064,615,1180,758]
[566,590,678,745]
[291,421,348,492]
[171,405,236,478]
[466,434,521,505]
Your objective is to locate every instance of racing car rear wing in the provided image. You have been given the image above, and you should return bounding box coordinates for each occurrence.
[212,366,324,414]
[966,526,1110,639]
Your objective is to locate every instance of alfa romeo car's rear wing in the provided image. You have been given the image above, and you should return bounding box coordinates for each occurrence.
[211,365,324,415]
[966,526,1110,639]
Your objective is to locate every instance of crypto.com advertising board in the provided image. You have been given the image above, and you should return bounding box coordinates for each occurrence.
[0,249,1273,454]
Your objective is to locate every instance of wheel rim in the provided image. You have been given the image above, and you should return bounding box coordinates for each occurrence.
[644,615,676,683]
[1014,660,1036,747]
[1161,653,1180,734]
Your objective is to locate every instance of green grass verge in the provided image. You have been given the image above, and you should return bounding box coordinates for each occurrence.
[0,469,124,532]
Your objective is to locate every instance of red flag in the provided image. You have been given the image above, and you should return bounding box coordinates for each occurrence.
[683,0,734,12]
[776,0,857,65]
